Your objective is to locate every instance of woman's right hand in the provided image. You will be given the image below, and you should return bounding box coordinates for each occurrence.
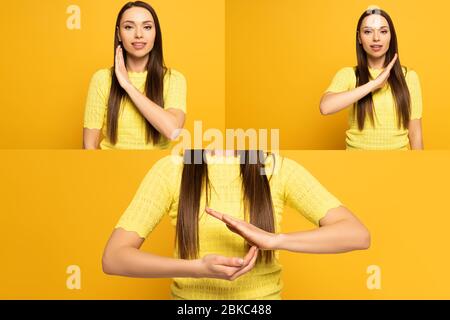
[115,45,132,90]
[193,246,259,281]
[370,53,398,91]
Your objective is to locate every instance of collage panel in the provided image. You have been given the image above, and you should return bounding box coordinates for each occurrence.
[0,150,449,299]
[226,0,450,150]
[0,0,224,149]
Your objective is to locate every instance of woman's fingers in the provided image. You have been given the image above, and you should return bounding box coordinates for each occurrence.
[214,246,255,269]
[241,245,258,266]
[230,247,259,281]
[115,45,126,70]
[206,208,259,246]
[382,53,398,76]
[206,208,244,231]
[206,247,259,280]
[387,53,398,71]
[222,215,242,231]
[205,207,222,220]
[225,224,240,234]
[215,247,258,280]
[224,223,257,246]
[213,254,246,280]
[378,53,397,79]
[118,47,125,68]
[214,255,244,268]
[206,208,242,225]
[374,53,398,90]
[116,46,122,59]
[214,265,240,279]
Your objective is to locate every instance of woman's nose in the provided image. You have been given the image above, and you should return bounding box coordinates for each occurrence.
[135,28,143,38]
[373,30,380,41]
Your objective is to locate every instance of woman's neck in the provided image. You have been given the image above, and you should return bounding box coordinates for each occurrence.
[126,54,149,73]
[367,55,386,70]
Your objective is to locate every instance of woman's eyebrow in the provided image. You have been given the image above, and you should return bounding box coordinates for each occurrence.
[362,25,389,30]
[122,20,154,24]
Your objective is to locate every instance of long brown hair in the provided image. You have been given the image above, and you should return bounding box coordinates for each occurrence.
[107,1,167,145]
[176,150,276,264]
[355,8,410,130]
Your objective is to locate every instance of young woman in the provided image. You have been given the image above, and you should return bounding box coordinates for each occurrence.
[83,1,186,150]
[320,7,423,150]
[102,150,370,300]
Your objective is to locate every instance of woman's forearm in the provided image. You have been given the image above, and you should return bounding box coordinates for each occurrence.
[102,246,198,278]
[320,81,376,115]
[409,135,423,150]
[272,220,370,254]
[124,84,181,140]
[83,128,100,149]
[408,120,424,150]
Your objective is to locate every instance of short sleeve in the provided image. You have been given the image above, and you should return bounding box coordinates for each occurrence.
[325,67,356,93]
[164,69,187,113]
[83,69,111,129]
[115,156,176,238]
[406,70,423,120]
[282,158,342,226]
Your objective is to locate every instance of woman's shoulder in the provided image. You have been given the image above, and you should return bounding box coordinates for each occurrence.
[329,67,357,87]
[165,68,186,83]
[92,67,112,78]
[334,66,357,77]
[402,67,421,92]
[152,154,184,172]
[141,154,184,189]
[403,67,420,80]
[90,68,112,85]
[264,153,306,179]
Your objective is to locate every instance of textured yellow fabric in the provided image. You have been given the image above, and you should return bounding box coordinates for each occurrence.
[326,66,422,150]
[83,68,186,150]
[115,153,342,300]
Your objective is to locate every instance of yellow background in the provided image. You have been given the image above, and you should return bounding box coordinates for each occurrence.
[0,0,224,149]
[1,150,449,299]
[226,0,450,149]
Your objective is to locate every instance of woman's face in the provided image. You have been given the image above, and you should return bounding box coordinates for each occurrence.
[358,14,391,61]
[118,7,156,59]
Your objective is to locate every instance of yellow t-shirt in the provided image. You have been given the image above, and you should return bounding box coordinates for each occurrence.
[326,67,423,150]
[115,153,342,300]
[83,68,186,150]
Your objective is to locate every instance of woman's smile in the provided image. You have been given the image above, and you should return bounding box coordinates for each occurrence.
[370,44,383,52]
[131,42,147,50]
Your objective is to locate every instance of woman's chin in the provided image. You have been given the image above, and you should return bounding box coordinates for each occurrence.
[366,51,387,60]
[125,49,152,59]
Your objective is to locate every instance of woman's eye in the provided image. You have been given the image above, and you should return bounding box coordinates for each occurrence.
[124,26,133,30]
[364,31,371,34]
[381,30,388,34]
[144,26,152,30]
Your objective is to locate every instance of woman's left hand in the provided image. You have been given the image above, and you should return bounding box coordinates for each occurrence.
[115,45,132,90]
[205,207,278,250]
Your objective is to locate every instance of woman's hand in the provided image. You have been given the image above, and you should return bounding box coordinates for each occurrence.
[193,246,259,281]
[205,207,278,250]
[115,45,132,90]
[371,53,398,91]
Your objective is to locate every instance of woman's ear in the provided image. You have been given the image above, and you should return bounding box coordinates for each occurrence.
[117,27,122,42]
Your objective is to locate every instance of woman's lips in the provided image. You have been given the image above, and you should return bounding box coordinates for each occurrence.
[132,42,146,50]
[370,45,383,52]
